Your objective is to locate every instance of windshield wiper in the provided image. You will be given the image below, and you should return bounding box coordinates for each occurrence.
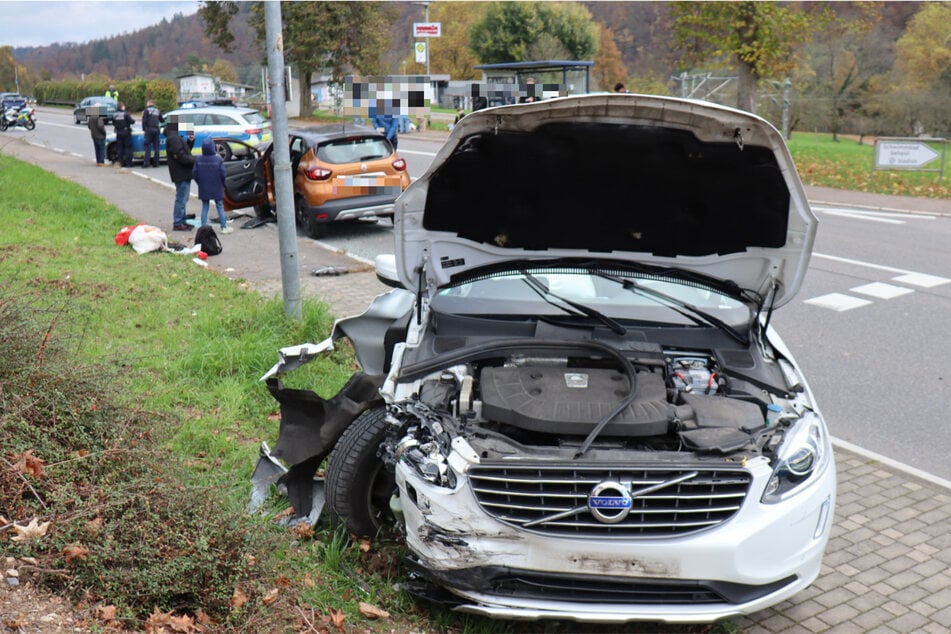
[592,270,749,345]
[519,269,627,335]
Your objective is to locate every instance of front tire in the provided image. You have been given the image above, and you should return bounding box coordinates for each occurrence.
[106,143,118,163]
[325,408,396,538]
[24,119,35,131]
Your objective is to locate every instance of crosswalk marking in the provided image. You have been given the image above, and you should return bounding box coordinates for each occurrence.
[804,293,873,312]
[892,273,950,288]
[850,282,914,300]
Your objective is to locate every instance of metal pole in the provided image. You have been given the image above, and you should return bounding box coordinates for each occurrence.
[782,78,791,140]
[425,3,431,76]
[265,0,302,320]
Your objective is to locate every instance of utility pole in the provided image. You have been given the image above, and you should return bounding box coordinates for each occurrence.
[424,2,430,76]
[264,1,302,320]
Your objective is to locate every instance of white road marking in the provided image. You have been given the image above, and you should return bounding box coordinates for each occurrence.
[819,210,904,224]
[806,254,949,311]
[398,148,438,157]
[813,252,915,275]
[892,272,951,288]
[812,205,936,222]
[850,282,914,299]
[804,293,872,311]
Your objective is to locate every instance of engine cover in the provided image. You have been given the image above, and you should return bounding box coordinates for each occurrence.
[479,366,672,436]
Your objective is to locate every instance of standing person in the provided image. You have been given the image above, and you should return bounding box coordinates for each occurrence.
[164,119,195,231]
[142,99,162,168]
[192,137,232,234]
[112,102,134,167]
[87,106,106,166]
[105,84,119,101]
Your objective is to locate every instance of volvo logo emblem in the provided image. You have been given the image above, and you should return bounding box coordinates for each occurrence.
[588,481,633,524]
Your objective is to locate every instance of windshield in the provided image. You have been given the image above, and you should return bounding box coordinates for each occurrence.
[431,266,753,329]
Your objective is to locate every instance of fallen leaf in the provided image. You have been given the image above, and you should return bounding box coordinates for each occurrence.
[14,450,45,478]
[358,602,390,619]
[302,573,315,588]
[85,517,103,535]
[261,588,279,605]
[358,538,372,553]
[63,543,90,563]
[11,517,50,543]
[195,610,212,627]
[96,605,117,621]
[272,507,295,521]
[291,522,314,539]
[329,608,346,630]
[168,613,198,632]
[230,588,248,610]
[144,607,173,633]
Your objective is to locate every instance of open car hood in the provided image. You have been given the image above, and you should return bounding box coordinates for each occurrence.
[395,94,816,308]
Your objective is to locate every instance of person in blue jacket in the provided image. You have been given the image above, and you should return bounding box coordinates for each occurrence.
[192,137,233,233]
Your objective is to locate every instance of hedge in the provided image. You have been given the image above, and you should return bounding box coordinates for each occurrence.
[33,79,178,113]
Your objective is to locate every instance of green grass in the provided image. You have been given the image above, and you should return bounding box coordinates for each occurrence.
[788,132,950,199]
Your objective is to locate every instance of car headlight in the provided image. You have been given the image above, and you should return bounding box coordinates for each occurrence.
[762,415,829,504]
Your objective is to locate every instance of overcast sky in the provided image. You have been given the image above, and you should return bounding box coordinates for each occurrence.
[2,1,199,48]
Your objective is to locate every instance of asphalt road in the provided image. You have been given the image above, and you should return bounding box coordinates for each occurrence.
[10,106,951,481]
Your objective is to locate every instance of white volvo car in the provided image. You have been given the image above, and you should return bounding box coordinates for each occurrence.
[254,93,836,624]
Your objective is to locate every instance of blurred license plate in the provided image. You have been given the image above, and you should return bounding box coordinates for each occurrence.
[334,174,402,195]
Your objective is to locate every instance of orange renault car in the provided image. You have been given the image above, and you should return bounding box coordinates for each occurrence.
[222,125,410,238]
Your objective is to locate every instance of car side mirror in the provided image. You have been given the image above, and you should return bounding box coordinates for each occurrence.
[375,254,403,288]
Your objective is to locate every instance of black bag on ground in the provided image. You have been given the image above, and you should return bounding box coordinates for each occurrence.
[195,225,222,256]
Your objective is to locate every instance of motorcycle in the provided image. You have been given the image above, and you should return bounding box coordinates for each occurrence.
[0,105,36,131]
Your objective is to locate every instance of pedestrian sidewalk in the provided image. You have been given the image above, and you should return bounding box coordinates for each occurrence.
[4,134,950,633]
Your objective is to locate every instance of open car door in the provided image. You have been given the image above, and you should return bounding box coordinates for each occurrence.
[221,139,272,212]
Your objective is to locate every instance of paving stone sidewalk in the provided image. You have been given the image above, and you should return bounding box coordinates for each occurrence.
[5,133,951,633]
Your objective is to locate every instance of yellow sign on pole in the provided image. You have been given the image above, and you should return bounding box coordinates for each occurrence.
[414,41,427,64]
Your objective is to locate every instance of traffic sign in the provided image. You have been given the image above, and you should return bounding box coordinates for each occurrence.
[413,22,441,37]
[876,141,940,168]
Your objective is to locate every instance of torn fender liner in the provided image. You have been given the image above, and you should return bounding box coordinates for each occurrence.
[264,372,384,517]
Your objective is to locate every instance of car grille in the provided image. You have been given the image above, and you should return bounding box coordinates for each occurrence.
[478,570,796,605]
[468,464,751,537]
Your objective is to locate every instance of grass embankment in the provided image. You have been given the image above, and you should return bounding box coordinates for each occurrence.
[2,156,728,633]
[787,132,950,199]
[0,155,406,632]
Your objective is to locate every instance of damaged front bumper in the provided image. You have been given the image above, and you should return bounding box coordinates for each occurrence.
[392,449,835,624]
[249,288,413,523]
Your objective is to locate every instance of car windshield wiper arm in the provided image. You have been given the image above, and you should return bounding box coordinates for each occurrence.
[520,269,627,335]
[592,270,748,345]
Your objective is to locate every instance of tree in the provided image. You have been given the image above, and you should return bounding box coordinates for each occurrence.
[469,1,597,64]
[893,3,951,93]
[592,25,627,92]
[795,3,879,140]
[209,59,238,83]
[199,1,393,115]
[670,1,819,113]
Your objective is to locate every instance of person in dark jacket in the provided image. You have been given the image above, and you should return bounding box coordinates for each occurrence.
[87,106,107,166]
[112,102,134,167]
[142,99,162,168]
[164,119,195,231]
[192,137,232,233]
